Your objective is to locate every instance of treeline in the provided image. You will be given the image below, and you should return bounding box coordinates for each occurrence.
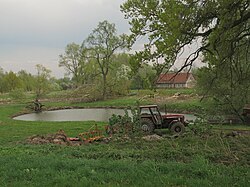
[0,57,159,98]
[0,65,58,98]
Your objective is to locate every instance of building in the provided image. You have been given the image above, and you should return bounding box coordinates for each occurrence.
[156,72,196,88]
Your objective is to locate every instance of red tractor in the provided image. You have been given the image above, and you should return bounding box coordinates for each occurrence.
[139,105,187,134]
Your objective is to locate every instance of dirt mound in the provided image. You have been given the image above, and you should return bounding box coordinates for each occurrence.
[26,130,74,145]
[225,130,250,137]
[142,134,163,141]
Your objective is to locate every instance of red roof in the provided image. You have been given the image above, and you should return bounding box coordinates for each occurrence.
[157,73,192,84]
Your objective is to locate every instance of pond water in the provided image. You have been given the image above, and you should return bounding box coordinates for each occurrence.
[13,108,196,122]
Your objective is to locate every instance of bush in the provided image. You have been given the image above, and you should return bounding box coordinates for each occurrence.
[9,89,26,101]
[107,108,140,135]
[187,114,213,136]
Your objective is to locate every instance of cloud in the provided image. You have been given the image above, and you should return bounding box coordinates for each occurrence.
[0,0,128,47]
[0,0,129,77]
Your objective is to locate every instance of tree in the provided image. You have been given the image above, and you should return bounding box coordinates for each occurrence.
[83,59,100,85]
[196,40,250,121]
[121,0,249,72]
[106,53,132,95]
[83,20,128,99]
[59,43,84,87]
[130,64,156,90]
[56,77,74,90]
[17,70,36,92]
[3,71,21,91]
[35,64,52,99]
[0,68,6,93]
[121,0,250,115]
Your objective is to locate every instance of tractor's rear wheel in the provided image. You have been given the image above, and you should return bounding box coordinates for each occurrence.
[170,122,185,134]
[140,118,155,133]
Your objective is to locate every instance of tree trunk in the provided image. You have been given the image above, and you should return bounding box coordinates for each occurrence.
[102,74,107,100]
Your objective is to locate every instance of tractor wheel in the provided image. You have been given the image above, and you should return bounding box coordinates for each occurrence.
[170,122,185,134]
[140,118,155,133]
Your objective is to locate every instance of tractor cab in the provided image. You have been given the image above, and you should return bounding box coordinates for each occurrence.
[140,105,163,126]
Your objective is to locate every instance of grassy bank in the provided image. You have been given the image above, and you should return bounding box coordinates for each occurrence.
[0,92,250,186]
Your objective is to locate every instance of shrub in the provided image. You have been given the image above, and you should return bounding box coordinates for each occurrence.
[107,108,140,135]
[9,89,26,101]
[187,113,213,136]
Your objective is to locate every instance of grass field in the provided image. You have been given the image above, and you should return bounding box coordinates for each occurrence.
[0,91,250,186]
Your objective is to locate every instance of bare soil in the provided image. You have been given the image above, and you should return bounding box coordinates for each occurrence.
[26,130,82,146]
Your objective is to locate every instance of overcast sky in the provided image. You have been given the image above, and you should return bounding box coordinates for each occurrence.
[0,0,202,78]
[0,0,130,77]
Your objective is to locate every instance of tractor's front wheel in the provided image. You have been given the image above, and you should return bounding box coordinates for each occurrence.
[170,122,185,134]
[140,118,155,133]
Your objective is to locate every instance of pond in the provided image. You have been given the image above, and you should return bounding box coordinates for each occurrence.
[13,108,196,122]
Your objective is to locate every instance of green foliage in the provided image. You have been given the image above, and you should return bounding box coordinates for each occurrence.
[108,108,140,134]
[109,110,131,127]
[35,64,52,99]
[130,64,157,90]
[17,70,36,92]
[83,20,128,99]
[8,89,26,101]
[2,71,22,92]
[187,115,213,136]
[56,77,74,90]
[59,43,85,87]
[122,0,250,116]
[196,52,250,119]
[107,54,132,96]
[0,68,59,95]
[121,0,249,70]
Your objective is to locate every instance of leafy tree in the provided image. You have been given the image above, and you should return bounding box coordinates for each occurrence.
[83,20,128,99]
[130,64,156,90]
[0,67,6,93]
[121,0,250,115]
[107,53,132,95]
[59,43,84,87]
[121,0,249,71]
[83,59,100,85]
[56,77,74,90]
[17,70,36,92]
[35,64,52,99]
[196,41,250,121]
[3,71,21,91]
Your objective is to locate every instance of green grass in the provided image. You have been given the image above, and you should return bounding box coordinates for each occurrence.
[74,97,150,108]
[131,88,196,97]
[0,132,249,186]
[129,88,202,113]
[157,88,196,96]
[0,148,249,186]
[158,99,202,113]
[0,93,250,186]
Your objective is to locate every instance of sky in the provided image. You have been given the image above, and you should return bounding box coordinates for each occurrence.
[0,0,130,77]
[0,0,202,78]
